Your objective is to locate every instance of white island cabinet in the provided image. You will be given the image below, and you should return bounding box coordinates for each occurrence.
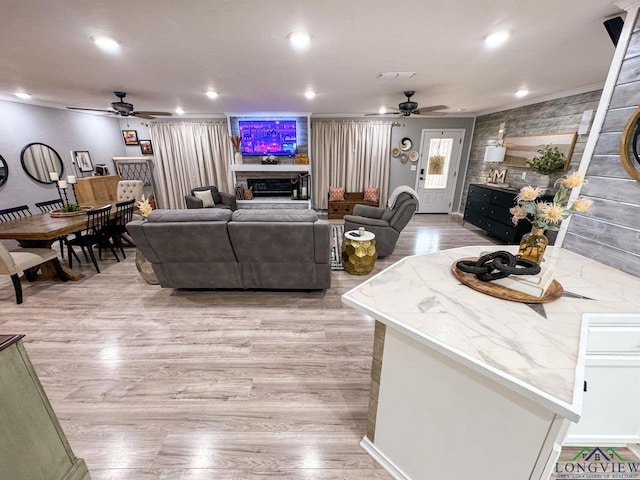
[342,246,640,480]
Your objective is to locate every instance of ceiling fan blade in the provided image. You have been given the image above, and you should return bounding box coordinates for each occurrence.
[134,111,173,116]
[411,111,446,117]
[415,105,448,113]
[67,107,116,114]
[131,112,155,119]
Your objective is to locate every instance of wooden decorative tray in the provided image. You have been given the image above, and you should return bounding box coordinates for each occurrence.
[49,206,93,217]
[451,258,563,304]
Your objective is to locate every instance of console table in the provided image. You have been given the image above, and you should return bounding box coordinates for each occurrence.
[328,192,379,219]
[0,335,87,480]
[463,183,552,243]
[342,246,640,480]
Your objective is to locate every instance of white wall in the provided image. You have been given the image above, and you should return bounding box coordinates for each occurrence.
[0,100,126,211]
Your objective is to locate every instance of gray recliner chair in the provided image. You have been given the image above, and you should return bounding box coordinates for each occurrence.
[343,192,418,257]
[185,186,237,210]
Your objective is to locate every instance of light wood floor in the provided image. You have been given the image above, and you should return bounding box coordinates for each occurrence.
[2,214,605,479]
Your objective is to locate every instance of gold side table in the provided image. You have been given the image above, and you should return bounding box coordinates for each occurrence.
[342,229,377,275]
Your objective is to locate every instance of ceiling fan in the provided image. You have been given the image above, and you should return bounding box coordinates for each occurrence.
[368,91,447,117]
[67,91,173,119]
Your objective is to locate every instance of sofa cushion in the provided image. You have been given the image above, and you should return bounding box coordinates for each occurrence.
[194,189,215,207]
[148,209,232,223]
[231,209,318,223]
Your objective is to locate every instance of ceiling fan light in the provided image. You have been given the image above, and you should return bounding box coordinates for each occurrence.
[92,36,120,53]
[206,90,218,99]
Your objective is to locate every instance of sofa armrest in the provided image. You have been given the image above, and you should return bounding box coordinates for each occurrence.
[352,204,386,218]
[185,195,204,209]
[343,215,389,228]
[219,191,237,211]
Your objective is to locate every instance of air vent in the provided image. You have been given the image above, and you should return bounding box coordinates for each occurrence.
[377,72,416,79]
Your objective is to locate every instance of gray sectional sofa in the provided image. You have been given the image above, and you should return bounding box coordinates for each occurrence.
[127,209,331,290]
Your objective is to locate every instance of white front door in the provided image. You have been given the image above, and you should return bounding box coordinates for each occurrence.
[414,129,464,213]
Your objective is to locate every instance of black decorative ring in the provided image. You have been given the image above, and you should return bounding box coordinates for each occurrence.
[456,251,540,282]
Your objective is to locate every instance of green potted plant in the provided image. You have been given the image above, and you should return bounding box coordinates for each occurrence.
[526,145,566,175]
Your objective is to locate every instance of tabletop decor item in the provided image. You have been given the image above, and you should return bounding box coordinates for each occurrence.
[230,135,242,164]
[526,144,565,175]
[137,194,154,217]
[510,172,593,263]
[453,251,563,303]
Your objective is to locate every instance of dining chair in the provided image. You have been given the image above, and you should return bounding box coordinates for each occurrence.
[106,199,136,258]
[0,242,67,304]
[0,205,32,222]
[64,204,119,273]
[34,199,81,262]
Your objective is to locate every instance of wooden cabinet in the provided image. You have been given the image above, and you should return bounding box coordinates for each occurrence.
[328,192,379,220]
[463,184,549,243]
[0,335,87,480]
[75,175,120,205]
[565,314,640,446]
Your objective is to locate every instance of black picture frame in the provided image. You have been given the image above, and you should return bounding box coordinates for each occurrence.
[122,130,139,145]
[139,139,154,155]
[73,151,94,172]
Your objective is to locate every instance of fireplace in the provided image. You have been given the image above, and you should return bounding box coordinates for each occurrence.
[247,178,294,197]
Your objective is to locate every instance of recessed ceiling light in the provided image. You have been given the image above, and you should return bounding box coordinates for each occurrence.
[288,31,311,49]
[175,107,185,115]
[485,30,510,48]
[378,106,388,114]
[91,36,120,53]
[304,90,316,100]
[15,92,31,100]
[515,89,529,98]
[456,108,467,112]
[206,91,219,99]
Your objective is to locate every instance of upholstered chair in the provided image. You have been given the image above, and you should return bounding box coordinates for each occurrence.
[117,180,144,203]
[0,242,67,304]
[185,186,237,210]
[343,191,418,257]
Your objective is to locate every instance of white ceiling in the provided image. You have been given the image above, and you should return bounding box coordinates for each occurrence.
[0,0,624,118]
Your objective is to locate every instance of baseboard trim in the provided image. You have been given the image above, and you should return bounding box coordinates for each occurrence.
[360,436,410,480]
[61,458,88,480]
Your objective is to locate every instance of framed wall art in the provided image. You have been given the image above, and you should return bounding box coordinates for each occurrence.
[139,139,153,155]
[502,132,577,169]
[73,150,94,173]
[122,130,139,145]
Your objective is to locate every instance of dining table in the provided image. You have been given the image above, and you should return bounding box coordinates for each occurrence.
[0,204,111,280]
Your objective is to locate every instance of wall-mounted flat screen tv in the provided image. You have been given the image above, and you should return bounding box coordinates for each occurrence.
[239,120,297,156]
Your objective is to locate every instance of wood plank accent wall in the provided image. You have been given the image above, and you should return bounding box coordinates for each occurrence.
[462,91,601,213]
[562,13,640,278]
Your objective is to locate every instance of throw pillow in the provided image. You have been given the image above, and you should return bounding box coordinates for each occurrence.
[329,186,345,202]
[364,187,379,203]
[194,189,216,207]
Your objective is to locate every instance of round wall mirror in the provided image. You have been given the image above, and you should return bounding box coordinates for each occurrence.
[0,154,8,187]
[20,143,64,184]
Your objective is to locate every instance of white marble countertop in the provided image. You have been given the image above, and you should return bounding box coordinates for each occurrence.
[342,246,640,422]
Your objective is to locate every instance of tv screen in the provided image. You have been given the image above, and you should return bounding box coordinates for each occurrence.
[239,120,297,156]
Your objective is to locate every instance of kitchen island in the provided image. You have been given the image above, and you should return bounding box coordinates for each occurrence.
[342,246,640,480]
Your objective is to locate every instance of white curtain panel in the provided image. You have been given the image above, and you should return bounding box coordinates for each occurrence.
[311,121,392,209]
[149,122,232,209]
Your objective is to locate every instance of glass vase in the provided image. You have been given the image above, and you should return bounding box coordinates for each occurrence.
[517,227,548,264]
